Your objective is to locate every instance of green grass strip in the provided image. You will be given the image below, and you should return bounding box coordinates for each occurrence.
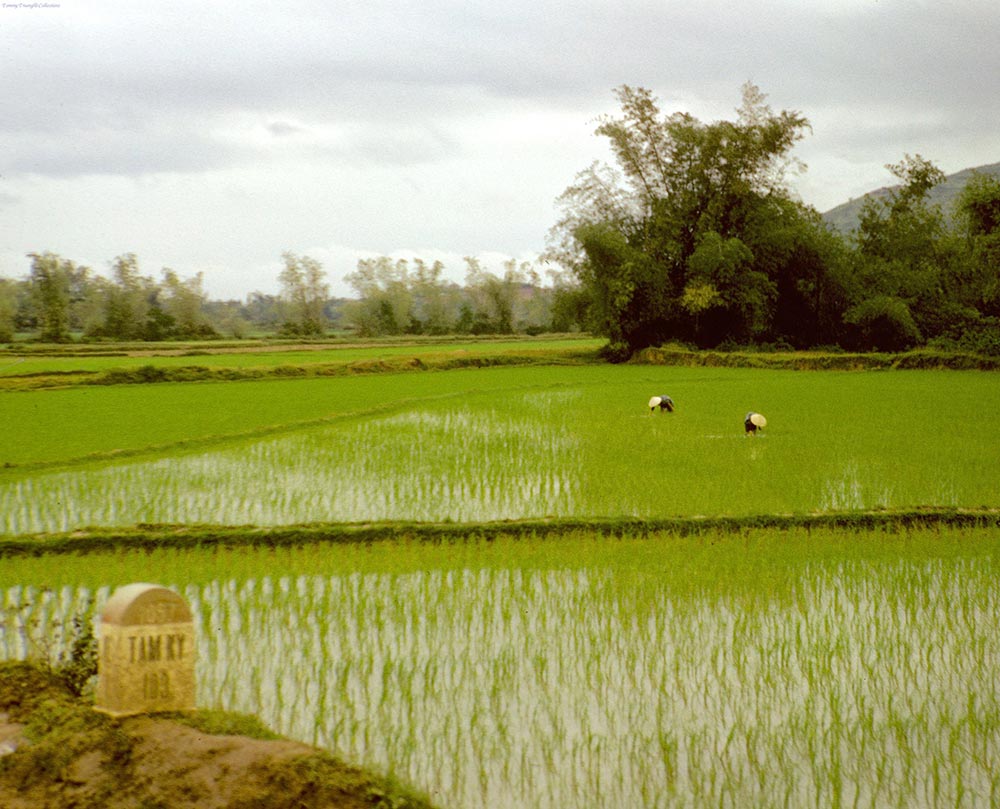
[2,507,998,557]
[635,345,1000,370]
[0,347,601,391]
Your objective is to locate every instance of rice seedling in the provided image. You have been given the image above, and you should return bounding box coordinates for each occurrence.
[3,366,999,534]
[0,337,600,377]
[3,361,1000,806]
[2,528,999,808]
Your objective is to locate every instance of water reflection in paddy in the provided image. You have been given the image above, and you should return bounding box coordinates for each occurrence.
[4,553,998,809]
[0,394,580,533]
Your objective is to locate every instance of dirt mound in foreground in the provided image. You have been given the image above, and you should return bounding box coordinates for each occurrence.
[0,662,435,809]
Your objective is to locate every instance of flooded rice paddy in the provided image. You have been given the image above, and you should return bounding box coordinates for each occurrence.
[3,532,999,808]
[3,368,1000,805]
[2,375,997,535]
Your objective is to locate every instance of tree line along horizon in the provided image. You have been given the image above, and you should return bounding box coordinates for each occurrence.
[3,83,999,356]
[1,251,572,344]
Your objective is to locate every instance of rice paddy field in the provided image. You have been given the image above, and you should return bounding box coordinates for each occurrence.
[2,364,1000,527]
[3,529,1000,808]
[2,346,1000,807]
[0,336,601,380]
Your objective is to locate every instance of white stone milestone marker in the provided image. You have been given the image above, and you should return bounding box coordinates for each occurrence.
[95,583,196,716]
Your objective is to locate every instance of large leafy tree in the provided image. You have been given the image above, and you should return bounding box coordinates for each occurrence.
[82,253,179,341]
[161,269,214,337]
[0,278,18,342]
[103,253,155,340]
[941,171,1000,353]
[462,257,524,334]
[956,172,1000,317]
[28,252,85,342]
[344,256,415,336]
[410,258,457,335]
[279,252,329,336]
[549,83,842,355]
[845,155,957,350]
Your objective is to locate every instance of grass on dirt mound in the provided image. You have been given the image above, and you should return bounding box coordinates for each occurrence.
[0,661,437,809]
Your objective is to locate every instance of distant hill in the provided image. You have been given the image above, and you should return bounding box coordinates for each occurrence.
[821,161,1000,234]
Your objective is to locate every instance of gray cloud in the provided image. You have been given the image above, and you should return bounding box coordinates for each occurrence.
[0,123,240,177]
[0,0,997,296]
[6,1,998,168]
[265,121,304,137]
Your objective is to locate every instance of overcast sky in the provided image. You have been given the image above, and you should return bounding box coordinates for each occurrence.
[1,0,997,300]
